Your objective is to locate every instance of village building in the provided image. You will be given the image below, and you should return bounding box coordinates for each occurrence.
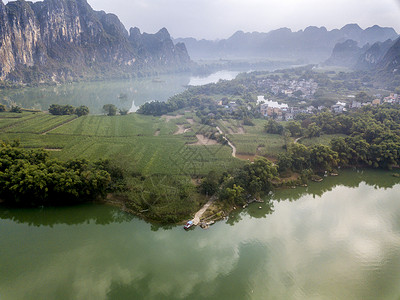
[372,99,381,106]
[331,101,346,113]
[258,96,289,118]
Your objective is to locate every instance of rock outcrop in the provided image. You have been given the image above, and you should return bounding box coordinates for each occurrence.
[378,37,400,75]
[0,0,191,83]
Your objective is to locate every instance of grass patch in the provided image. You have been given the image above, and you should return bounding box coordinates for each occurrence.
[300,134,347,147]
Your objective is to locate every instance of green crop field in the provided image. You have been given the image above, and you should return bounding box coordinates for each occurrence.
[0,112,243,176]
[228,133,286,156]
[217,118,285,157]
[4,114,77,134]
[0,111,42,130]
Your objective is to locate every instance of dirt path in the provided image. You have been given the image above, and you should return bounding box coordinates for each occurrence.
[216,126,236,157]
[173,124,186,135]
[189,134,218,145]
[191,196,216,225]
[294,137,303,144]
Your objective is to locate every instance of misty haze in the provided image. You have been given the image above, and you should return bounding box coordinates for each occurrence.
[1,0,400,299]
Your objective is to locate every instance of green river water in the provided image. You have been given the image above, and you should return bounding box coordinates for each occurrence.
[1,169,400,300]
[0,71,240,114]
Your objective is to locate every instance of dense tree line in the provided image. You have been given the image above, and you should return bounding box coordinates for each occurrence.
[200,158,278,205]
[276,105,400,173]
[49,104,89,116]
[0,142,119,207]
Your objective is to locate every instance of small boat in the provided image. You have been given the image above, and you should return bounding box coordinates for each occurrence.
[184,221,194,230]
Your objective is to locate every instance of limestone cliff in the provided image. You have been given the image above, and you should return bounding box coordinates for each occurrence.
[0,0,191,83]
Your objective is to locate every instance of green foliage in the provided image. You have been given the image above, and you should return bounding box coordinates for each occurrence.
[10,106,22,113]
[123,175,199,223]
[75,105,89,117]
[103,104,117,116]
[119,109,129,115]
[264,119,284,134]
[243,117,255,126]
[306,122,322,138]
[49,104,75,115]
[277,152,293,173]
[355,91,373,103]
[309,144,339,171]
[199,171,220,195]
[285,121,303,137]
[0,143,111,206]
[287,143,311,171]
[0,104,6,112]
[219,158,278,204]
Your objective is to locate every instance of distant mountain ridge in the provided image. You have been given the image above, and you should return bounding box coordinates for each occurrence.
[0,0,191,83]
[174,24,398,63]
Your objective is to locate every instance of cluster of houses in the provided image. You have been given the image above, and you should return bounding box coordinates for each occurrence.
[350,93,400,109]
[258,96,312,120]
[223,92,399,121]
[257,92,400,120]
[256,78,318,99]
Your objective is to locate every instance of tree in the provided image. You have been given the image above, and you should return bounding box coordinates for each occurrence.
[277,153,293,173]
[49,104,76,115]
[355,91,373,103]
[61,105,75,115]
[119,109,129,115]
[309,145,339,171]
[0,143,112,206]
[75,105,89,117]
[293,90,303,98]
[49,104,63,115]
[288,143,311,171]
[264,119,284,134]
[286,121,303,137]
[103,104,117,116]
[10,106,22,113]
[306,122,321,138]
[200,171,219,195]
[224,184,244,204]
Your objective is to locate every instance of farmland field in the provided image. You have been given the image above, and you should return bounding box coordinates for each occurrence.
[0,112,243,176]
[299,134,347,147]
[216,118,286,156]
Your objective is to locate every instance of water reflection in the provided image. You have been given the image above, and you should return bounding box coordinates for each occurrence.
[188,70,240,86]
[0,70,248,114]
[0,74,191,114]
[228,169,400,222]
[2,170,400,300]
[0,204,133,227]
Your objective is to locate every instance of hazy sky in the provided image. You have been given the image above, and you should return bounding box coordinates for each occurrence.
[4,0,400,39]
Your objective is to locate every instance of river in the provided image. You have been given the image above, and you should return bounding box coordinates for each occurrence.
[0,70,241,114]
[1,169,400,300]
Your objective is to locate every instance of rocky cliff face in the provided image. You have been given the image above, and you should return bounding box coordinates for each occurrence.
[0,0,191,83]
[378,37,400,75]
[324,39,367,67]
[355,39,394,70]
[325,38,396,71]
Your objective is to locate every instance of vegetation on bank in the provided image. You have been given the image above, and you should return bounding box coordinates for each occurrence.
[0,142,113,206]
[2,66,400,223]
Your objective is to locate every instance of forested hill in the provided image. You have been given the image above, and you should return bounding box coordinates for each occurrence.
[0,0,191,83]
[174,24,397,62]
